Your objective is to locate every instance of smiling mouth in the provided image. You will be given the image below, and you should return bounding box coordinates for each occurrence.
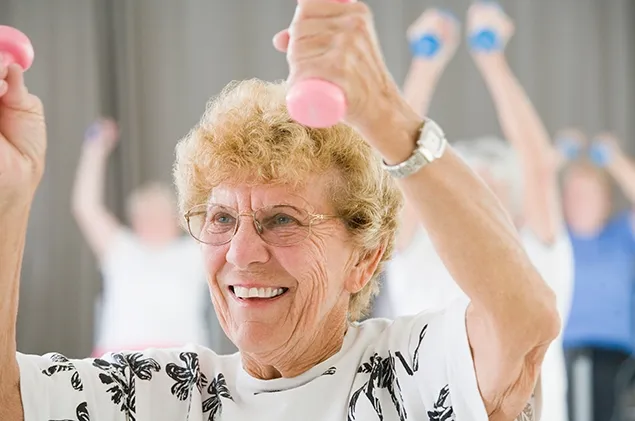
[229,286,289,300]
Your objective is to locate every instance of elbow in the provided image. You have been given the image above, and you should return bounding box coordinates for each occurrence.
[530,285,562,346]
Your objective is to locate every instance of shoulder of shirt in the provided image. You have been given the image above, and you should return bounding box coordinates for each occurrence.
[352,307,453,342]
[97,343,239,367]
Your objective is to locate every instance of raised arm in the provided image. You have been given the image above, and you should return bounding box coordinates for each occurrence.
[0,62,46,421]
[397,9,460,252]
[277,2,559,419]
[467,3,562,244]
[592,133,635,233]
[71,119,123,261]
[372,118,558,421]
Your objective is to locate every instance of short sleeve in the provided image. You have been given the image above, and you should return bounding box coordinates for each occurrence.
[16,346,209,421]
[388,298,489,421]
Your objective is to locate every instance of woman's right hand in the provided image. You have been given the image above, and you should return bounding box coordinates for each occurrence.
[0,60,46,212]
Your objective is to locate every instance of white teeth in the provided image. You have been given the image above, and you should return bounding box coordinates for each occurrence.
[233,286,285,299]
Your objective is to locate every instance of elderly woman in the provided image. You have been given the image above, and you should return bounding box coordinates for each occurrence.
[1,2,558,420]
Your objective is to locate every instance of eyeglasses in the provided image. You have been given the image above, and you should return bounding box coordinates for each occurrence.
[184,203,338,247]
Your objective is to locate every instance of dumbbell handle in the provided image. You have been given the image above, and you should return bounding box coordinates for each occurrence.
[469,28,500,52]
[410,34,441,59]
[286,0,352,129]
[409,9,459,59]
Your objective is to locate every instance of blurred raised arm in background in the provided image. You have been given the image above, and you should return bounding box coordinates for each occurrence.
[71,119,123,261]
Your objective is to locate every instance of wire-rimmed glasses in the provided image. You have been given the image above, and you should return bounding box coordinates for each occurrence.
[184,203,338,247]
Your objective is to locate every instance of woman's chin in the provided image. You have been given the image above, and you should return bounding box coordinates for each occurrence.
[231,323,291,356]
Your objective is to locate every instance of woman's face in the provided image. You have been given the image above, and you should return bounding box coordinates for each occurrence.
[201,176,378,367]
[129,193,180,244]
[563,167,611,235]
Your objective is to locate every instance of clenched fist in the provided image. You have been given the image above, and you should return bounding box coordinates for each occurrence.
[467,2,515,56]
[408,9,461,68]
[273,0,407,140]
[0,57,46,211]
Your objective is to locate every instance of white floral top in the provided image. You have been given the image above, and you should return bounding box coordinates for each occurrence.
[17,299,499,421]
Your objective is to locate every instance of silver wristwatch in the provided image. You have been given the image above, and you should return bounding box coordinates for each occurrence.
[381,118,447,179]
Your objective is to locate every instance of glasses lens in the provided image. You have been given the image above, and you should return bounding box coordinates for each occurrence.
[255,206,310,246]
[188,205,236,245]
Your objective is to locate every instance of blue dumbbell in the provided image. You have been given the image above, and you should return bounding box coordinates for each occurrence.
[85,122,101,141]
[469,1,504,52]
[410,34,441,58]
[588,141,612,167]
[409,9,458,59]
[555,137,582,160]
[469,28,501,52]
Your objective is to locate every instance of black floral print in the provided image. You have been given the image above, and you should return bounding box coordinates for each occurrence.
[201,373,234,421]
[348,325,429,421]
[42,353,83,392]
[93,352,161,421]
[166,351,210,419]
[166,352,208,400]
[322,366,337,376]
[427,385,454,421]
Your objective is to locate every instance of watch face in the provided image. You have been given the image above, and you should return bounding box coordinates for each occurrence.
[381,119,446,178]
[422,134,441,154]
[418,120,445,158]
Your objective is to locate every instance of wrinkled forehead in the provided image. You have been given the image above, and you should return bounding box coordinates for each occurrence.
[207,174,335,212]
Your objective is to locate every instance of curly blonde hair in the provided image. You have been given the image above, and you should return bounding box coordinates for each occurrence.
[173,79,402,321]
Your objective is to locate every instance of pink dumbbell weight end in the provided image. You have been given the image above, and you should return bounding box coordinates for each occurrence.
[0,25,34,70]
[286,0,353,128]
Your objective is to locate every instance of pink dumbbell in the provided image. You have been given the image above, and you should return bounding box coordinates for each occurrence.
[0,25,34,70]
[286,0,353,129]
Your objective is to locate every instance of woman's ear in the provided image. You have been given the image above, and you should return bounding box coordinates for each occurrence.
[346,244,386,294]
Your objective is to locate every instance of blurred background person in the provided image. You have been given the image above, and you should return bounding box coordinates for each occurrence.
[384,5,574,421]
[71,118,219,356]
[557,131,635,421]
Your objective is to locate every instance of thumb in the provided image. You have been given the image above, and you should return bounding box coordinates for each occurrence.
[1,64,29,109]
[273,29,290,53]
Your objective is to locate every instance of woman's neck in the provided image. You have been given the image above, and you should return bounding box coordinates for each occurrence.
[241,309,349,380]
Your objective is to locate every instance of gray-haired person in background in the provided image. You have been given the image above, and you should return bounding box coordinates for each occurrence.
[384,4,574,421]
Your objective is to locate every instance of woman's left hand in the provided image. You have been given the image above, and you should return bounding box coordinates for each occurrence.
[273,0,409,138]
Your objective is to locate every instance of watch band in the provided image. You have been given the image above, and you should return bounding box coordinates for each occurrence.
[381,118,447,179]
